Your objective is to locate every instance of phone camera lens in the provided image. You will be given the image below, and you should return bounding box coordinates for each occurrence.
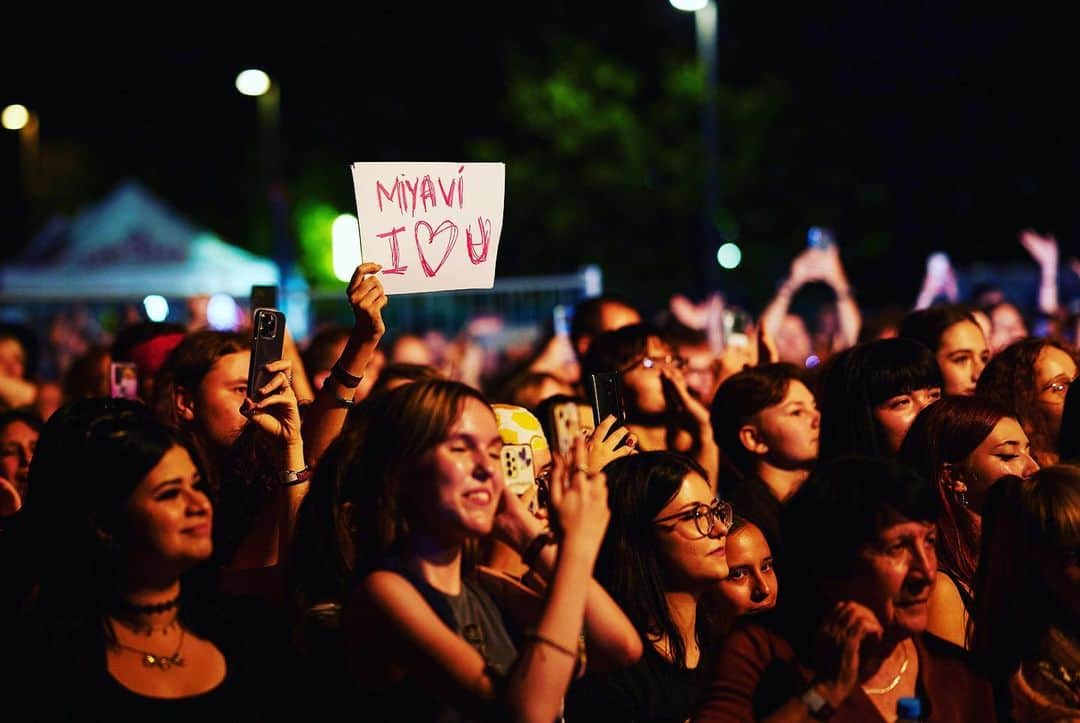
[259,315,276,338]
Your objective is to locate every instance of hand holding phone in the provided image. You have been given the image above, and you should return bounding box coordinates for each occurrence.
[586,372,627,443]
[247,308,286,401]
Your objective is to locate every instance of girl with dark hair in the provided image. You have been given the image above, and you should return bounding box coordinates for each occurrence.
[710,363,819,553]
[898,305,989,396]
[565,451,732,722]
[973,467,1080,720]
[707,517,778,630]
[3,398,298,718]
[817,338,942,461]
[582,324,719,488]
[344,380,612,722]
[898,397,1038,649]
[696,456,996,721]
[976,337,1078,466]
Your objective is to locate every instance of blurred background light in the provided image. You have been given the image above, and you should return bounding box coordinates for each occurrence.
[716,242,742,269]
[142,294,169,322]
[669,0,709,11]
[331,213,363,282]
[207,293,240,330]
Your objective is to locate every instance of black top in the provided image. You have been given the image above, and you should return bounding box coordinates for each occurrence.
[564,641,713,723]
[722,470,785,558]
[362,558,518,722]
[2,594,302,722]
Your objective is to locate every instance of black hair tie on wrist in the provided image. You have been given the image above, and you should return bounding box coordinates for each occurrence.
[330,363,362,389]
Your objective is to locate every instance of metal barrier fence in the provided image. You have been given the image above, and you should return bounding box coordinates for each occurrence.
[306,265,603,336]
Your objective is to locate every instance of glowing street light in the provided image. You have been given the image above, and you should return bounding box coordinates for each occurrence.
[669,0,709,10]
[2,104,29,130]
[235,69,271,97]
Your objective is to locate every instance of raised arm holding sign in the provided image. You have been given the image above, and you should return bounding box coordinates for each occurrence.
[350,162,505,295]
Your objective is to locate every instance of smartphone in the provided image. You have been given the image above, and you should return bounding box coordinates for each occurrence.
[501,444,536,496]
[722,308,752,350]
[109,362,139,400]
[586,372,627,440]
[553,305,571,337]
[247,308,286,401]
[807,226,836,250]
[250,285,279,320]
[549,400,581,456]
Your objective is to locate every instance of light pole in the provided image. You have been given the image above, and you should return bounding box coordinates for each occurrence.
[2,104,40,207]
[235,70,309,338]
[670,0,725,289]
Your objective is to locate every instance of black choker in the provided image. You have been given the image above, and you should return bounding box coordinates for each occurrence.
[116,595,180,615]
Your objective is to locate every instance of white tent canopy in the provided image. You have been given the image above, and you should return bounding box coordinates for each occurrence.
[0,181,280,301]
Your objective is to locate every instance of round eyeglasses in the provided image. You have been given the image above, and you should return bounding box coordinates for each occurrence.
[653,499,734,538]
[622,354,688,374]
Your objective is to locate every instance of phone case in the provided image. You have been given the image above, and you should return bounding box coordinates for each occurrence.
[587,372,627,439]
[110,362,139,400]
[550,401,581,456]
[247,308,287,400]
[501,444,535,496]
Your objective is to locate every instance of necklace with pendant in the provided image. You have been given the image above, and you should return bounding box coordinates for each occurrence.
[112,627,186,671]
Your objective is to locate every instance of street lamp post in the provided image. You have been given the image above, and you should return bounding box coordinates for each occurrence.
[670,0,724,290]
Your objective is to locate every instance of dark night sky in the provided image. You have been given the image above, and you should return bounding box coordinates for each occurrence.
[3,1,1079,308]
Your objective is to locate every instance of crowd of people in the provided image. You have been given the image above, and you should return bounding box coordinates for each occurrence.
[1,234,1079,722]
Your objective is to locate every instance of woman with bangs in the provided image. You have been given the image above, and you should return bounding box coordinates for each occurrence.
[343,379,613,722]
[817,338,943,462]
[973,467,1080,720]
[898,397,1039,649]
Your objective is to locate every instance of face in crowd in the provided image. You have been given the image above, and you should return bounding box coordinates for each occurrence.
[713,521,777,618]
[742,379,820,470]
[651,470,732,591]
[935,319,989,396]
[842,510,938,638]
[177,350,252,450]
[121,444,214,576]
[954,416,1038,511]
[873,385,942,454]
[1035,344,1079,440]
[621,336,685,416]
[988,303,1028,354]
[412,397,504,545]
[0,417,39,500]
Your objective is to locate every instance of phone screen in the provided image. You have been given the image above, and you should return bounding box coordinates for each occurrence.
[110,362,139,400]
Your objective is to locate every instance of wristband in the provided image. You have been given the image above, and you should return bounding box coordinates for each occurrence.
[329,363,362,389]
[521,530,557,569]
[281,466,312,486]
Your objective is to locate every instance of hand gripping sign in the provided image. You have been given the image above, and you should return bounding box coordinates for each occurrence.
[350,162,505,295]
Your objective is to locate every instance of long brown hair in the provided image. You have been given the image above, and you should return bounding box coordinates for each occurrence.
[973,467,1080,674]
[344,379,492,574]
[897,396,1012,590]
[976,338,1077,466]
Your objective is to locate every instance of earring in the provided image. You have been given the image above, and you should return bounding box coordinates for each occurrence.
[943,465,970,508]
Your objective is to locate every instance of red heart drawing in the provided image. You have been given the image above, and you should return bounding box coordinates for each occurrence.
[414,220,459,277]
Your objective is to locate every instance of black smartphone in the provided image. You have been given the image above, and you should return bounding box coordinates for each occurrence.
[250,285,279,320]
[247,308,286,401]
[586,371,627,441]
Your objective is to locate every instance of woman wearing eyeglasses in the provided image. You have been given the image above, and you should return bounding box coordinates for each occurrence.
[581,324,720,489]
[565,451,732,722]
[976,338,1078,466]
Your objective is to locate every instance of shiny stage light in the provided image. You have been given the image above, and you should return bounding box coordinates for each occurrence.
[669,0,709,10]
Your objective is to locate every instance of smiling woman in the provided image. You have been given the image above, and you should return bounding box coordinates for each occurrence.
[342,379,613,723]
[2,398,303,718]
